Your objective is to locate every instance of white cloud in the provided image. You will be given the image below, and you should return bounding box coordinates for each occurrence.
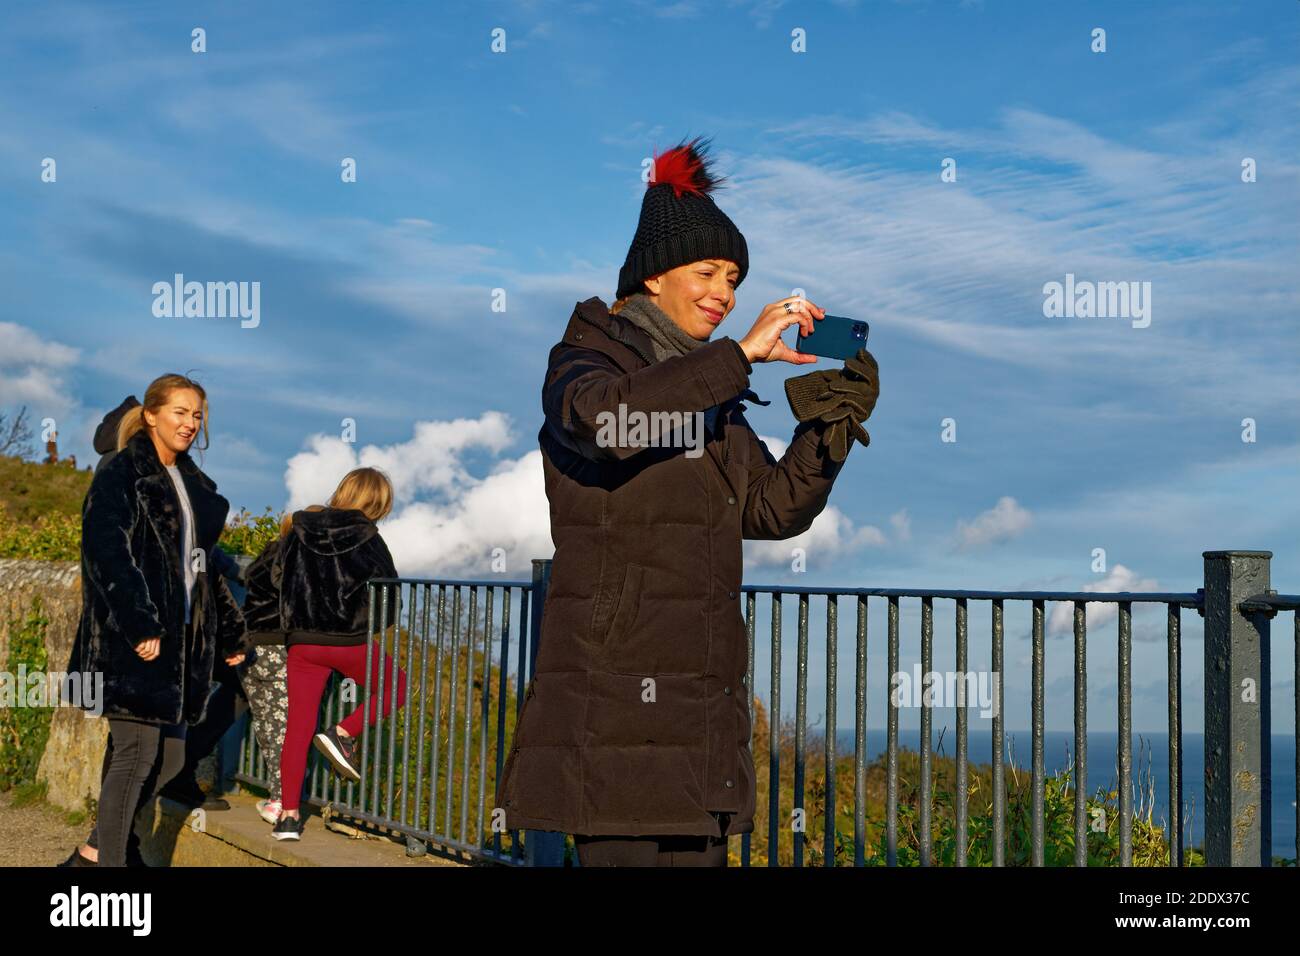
[743,432,886,570]
[0,322,80,420]
[1046,563,1160,637]
[744,503,887,573]
[281,411,551,578]
[954,496,1032,551]
[890,507,912,543]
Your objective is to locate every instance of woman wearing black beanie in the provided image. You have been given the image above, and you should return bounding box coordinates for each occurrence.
[496,136,879,866]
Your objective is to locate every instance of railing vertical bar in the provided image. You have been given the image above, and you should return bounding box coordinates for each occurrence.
[794,593,808,868]
[955,597,968,867]
[1073,600,1087,867]
[427,585,447,838]
[399,583,417,827]
[443,586,462,839]
[413,584,432,835]
[330,673,346,807]
[886,595,899,866]
[493,587,513,859]
[1118,600,1133,866]
[920,595,933,867]
[377,583,394,821]
[825,594,838,868]
[358,585,377,814]
[854,595,867,868]
[1295,611,1299,866]
[992,599,1005,867]
[768,592,781,867]
[1032,598,1045,867]
[459,588,478,845]
[476,587,494,850]
[1167,602,1183,867]
[508,586,527,862]
[743,589,755,869]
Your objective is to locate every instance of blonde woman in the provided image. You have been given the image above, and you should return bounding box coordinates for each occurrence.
[62,374,248,866]
[271,469,405,841]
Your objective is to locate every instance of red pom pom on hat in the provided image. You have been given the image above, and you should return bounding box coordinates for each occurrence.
[649,135,728,199]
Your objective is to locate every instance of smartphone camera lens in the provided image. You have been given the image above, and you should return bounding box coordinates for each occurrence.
[853,323,866,340]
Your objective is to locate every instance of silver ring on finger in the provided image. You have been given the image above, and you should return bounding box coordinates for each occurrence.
[784,302,793,314]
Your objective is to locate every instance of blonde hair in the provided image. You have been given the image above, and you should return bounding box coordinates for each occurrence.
[328,468,393,523]
[280,504,325,539]
[117,374,210,456]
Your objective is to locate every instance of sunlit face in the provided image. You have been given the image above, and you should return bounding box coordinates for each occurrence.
[643,258,739,341]
[143,388,203,460]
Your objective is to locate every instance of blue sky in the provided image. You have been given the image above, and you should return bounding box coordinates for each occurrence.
[1,0,1297,735]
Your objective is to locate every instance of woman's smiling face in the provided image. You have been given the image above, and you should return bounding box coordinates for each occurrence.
[643,258,739,340]
[143,387,203,459]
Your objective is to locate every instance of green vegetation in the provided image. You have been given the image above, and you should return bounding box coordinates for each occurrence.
[0,453,88,560]
[219,506,286,557]
[0,453,286,561]
[740,702,1209,867]
[0,596,53,792]
[0,453,91,526]
[0,503,80,561]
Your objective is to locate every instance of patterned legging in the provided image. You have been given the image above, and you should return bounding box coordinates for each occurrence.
[239,645,289,803]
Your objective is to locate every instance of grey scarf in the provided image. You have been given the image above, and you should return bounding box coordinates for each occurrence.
[616,292,721,434]
[617,293,708,362]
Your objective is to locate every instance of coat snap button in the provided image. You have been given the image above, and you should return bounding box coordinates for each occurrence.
[725,779,734,788]
[575,331,583,340]
[727,496,736,505]
[728,590,736,599]
[724,686,731,695]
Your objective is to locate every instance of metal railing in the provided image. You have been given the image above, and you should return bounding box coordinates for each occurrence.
[235,550,1297,867]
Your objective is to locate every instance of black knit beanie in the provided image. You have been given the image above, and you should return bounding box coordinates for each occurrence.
[616,136,749,301]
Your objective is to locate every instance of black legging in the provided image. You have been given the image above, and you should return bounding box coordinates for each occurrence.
[84,718,187,866]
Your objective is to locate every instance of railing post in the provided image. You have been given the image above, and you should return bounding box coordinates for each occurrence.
[524,558,566,867]
[1202,550,1272,866]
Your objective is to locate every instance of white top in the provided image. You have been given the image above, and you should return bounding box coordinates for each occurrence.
[164,464,197,624]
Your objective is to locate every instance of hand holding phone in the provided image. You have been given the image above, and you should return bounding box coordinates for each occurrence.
[795,314,870,361]
[738,298,824,366]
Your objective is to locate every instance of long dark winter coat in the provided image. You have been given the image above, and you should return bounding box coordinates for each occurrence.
[276,508,400,647]
[241,538,285,647]
[496,296,853,838]
[70,429,249,725]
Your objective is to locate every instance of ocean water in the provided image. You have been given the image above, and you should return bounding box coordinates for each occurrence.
[826,728,1297,857]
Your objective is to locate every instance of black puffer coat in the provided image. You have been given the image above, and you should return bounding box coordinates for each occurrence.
[276,508,399,647]
[496,297,856,838]
[70,429,248,725]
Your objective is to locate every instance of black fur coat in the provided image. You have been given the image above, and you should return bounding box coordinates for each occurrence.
[277,507,399,647]
[69,429,248,725]
[240,538,285,647]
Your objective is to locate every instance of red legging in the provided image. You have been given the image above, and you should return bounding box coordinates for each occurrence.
[280,641,407,812]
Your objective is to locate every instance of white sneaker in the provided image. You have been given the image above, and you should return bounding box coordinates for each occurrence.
[256,799,283,824]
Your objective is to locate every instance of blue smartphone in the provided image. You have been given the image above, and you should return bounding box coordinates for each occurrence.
[795,314,870,360]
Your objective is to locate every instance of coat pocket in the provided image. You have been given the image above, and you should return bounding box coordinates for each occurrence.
[600,562,645,645]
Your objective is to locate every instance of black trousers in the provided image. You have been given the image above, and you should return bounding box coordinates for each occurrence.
[85,718,187,866]
[575,813,731,867]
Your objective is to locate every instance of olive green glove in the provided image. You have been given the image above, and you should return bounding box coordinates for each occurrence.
[784,348,880,462]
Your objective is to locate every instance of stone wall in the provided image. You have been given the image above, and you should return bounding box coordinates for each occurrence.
[0,558,106,812]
